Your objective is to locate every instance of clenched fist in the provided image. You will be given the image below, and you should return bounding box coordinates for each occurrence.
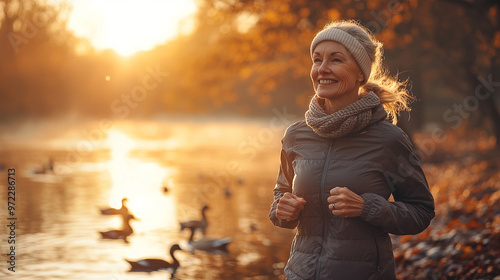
[327,187,364,218]
[276,192,307,221]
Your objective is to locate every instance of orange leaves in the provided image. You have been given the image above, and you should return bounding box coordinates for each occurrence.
[378,29,396,49]
[489,191,500,207]
[264,10,280,25]
[238,67,252,80]
[346,8,356,19]
[392,128,500,279]
[278,3,290,13]
[465,219,481,230]
[261,79,277,92]
[403,247,421,260]
[391,14,403,25]
[262,3,297,27]
[257,94,272,106]
[327,9,340,21]
[488,5,498,25]
[494,31,500,48]
[366,2,379,10]
[446,218,461,230]
[299,8,310,18]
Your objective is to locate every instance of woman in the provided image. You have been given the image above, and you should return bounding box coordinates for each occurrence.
[269,20,435,280]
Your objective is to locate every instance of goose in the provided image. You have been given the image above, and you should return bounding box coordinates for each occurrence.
[100,198,129,216]
[99,214,136,242]
[186,226,231,254]
[179,205,209,235]
[125,244,182,277]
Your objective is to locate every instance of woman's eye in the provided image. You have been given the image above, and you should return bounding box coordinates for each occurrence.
[332,58,342,62]
[313,58,321,63]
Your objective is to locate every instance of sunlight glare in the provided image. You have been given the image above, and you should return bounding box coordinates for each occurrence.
[66,0,198,56]
[236,12,259,33]
[105,129,178,231]
[106,129,134,162]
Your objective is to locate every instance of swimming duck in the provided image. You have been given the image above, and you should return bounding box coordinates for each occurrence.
[236,177,245,185]
[186,226,231,254]
[224,187,232,198]
[33,158,55,174]
[249,223,258,232]
[125,244,182,277]
[100,198,129,216]
[179,205,209,235]
[99,214,136,242]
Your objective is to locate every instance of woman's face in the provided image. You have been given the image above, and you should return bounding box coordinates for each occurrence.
[310,41,363,101]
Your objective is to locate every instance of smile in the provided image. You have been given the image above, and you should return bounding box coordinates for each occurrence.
[319,80,337,84]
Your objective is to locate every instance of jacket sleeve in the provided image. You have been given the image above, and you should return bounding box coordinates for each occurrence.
[269,124,300,229]
[359,128,435,235]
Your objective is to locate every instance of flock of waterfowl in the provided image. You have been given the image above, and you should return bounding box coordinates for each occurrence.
[97,198,231,278]
[18,158,245,277]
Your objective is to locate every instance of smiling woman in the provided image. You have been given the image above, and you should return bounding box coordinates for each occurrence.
[66,0,197,56]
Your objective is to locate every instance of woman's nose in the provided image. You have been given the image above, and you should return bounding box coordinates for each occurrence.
[318,60,330,74]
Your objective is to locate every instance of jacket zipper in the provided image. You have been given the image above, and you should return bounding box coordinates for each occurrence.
[373,235,381,273]
[315,140,334,280]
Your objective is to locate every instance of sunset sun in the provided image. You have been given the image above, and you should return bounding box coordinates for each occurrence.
[66,0,197,56]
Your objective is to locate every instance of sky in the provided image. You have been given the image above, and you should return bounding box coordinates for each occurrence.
[64,0,198,56]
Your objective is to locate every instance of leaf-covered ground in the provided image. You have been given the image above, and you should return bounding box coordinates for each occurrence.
[392,129,500,280]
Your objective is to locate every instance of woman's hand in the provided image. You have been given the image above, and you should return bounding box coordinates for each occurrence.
[327,187,364,218]
[276,192,307,221]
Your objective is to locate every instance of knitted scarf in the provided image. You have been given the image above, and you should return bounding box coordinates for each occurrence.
[305,92,381,138]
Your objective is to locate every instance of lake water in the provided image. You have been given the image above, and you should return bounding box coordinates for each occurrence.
[0,118,297,280]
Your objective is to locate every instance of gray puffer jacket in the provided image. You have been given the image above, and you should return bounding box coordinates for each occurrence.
[269,105,435,280]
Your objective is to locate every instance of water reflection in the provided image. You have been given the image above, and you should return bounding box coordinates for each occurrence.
[0,120,294,279]
[104,129,177,233]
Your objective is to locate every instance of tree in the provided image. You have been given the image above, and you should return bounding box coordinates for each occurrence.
[0,0,73,119]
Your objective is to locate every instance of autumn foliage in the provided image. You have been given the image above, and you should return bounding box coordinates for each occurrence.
[392,128,500,279]
[0,0,499,134]
[0,1,499,278]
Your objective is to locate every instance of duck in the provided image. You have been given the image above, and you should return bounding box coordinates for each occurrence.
[236,177,244,185]
[179,205,209,235]
[224,186,232,198]
[249,223,258,232]
[125,244,182,277]
[99,214,136,242]
[186,226,231,254]
[46,157,54,172]
[33,158,54,174]
[100,198,129,216]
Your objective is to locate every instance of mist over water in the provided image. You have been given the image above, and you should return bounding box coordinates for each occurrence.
[0,118,295,279]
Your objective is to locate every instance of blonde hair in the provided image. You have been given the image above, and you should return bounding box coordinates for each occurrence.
[315,20,413,124]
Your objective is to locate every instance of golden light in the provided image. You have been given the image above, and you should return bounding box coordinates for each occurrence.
[104,129,178,231]
[106,129,135,209]
[66,0,197,56]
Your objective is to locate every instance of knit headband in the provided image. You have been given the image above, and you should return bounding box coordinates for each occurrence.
[310,27,372,83]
